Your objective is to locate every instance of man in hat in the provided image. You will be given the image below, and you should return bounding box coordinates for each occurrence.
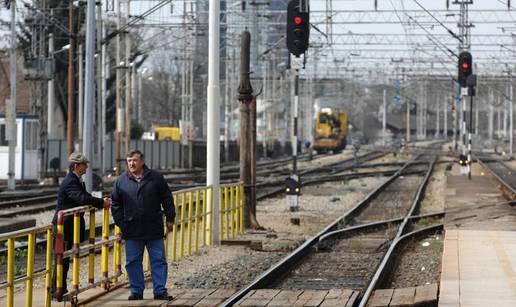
[51,152,111,298]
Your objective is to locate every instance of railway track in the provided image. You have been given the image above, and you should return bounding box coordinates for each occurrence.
[0,151,390,219]
[477,156,516,200]
[220,154,443,306]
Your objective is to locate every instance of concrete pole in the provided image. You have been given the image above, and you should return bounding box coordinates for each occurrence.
[224,53,230,162]
[115,0,122,175]
[444,95,448,139]
[101,31,107,174]
[207,0,221,243]
[7,0,17,190]
[382,89,386,145]
[489,103,494,142]
[82,0,96,192]
[48,33,55,139]
[504,90,508,139]
[475,98,479,135]
[498,98,502,139]
[137,71,142,125]
[78,43,84,143]
[124,0,131,154]
[406,97,410,142]
[97,1,103,174]
[67,1,76,156]
[510,82,513,155]
[435,96,440,138]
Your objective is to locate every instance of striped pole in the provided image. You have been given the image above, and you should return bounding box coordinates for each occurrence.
[72,213,80,293]
[55,212,65,301]
[88,208,95,284]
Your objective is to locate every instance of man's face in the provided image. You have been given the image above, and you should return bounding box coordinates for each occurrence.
[75,163,88,176]
[126,154,144,174]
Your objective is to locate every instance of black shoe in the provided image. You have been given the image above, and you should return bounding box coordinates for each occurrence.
[154,292,174,301]
[128,293,143,300]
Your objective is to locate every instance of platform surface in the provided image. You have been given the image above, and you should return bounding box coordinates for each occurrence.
[440,163,516,306]
[439,229,516,307]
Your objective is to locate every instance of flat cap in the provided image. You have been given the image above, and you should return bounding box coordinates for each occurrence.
[68,152,90,164]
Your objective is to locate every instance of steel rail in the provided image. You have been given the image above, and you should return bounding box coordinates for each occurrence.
[318,211,445,245]
[219,155,423,307]
[357,156,436,307]
[476,157,516,199]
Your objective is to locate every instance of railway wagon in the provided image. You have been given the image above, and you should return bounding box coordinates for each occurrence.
[313,108,348,153]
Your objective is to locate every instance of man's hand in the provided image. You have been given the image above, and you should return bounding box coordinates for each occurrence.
[103,197,112,209]
[166,221,174,232]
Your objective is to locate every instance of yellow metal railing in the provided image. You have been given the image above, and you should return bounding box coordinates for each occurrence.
[0,182,244,307]
[0,225,53,307]
[55,206,123,303]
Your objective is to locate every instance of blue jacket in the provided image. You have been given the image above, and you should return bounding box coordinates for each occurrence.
[111,165,175,240]
[52,172,104,225]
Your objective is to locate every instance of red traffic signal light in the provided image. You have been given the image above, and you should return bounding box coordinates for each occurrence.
[458,51,472,87]
[287,0,310,57]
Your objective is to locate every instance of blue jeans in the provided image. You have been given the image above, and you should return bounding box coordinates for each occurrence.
[125,239,168,296]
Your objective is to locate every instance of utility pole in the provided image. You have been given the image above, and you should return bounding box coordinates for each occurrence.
[115,0,122,175]
[67,0,76,156]
[97,2,104,174]
[207,0,221,243]
[125,0,131,154]
[7,0,17,191]
[48,32,55,139]
[238,31,257,230]
[82,0,97,191]
[435,96,440,138]
[78,43,84,143]
[509,78,514,156]
[382,89,386,145]
[444,94,448,139]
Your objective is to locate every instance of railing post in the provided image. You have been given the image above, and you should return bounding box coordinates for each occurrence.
[179,193,186,257]
[72,212,80,295]
[172,194,178,261]
[101,208,109,289]
[187,191,194,256]
[201,189,207,247]
[25,232,35,307]
[55,212,65,301]
[7,238,14,307]
[45,228,53,307]
[194,190,200,252]
[88,208,96,285]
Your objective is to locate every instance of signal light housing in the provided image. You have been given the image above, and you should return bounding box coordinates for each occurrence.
[287,0,310,56]
[458,51,472,87]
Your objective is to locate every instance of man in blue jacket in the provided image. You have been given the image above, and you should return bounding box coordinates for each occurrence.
[111,150,175,301]
[51,152,111,298]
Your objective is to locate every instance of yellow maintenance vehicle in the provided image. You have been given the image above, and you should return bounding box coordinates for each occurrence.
[313,108,348,153]
[154,127,181,141]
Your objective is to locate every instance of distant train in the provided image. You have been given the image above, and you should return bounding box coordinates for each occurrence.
[313,108,348,153]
